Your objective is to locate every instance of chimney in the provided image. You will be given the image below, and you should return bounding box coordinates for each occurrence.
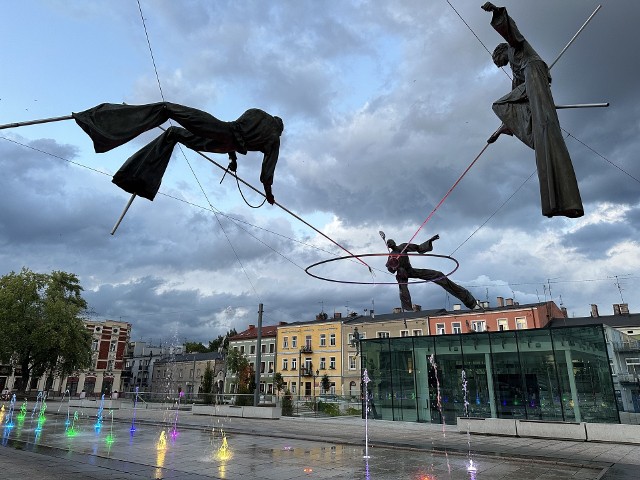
[412,304,422,312]
[590,304,599,317]
[620,303,630,315]
[333,312,342,319]
[248,324,255,329]
[506,298,514,306]
[453,304,461,311]
[497,296,504,307]
[482,301,490,309]
[393,307,402,314]
[369,310,375,318]
[561,306,568,317]
[613,304,621,315]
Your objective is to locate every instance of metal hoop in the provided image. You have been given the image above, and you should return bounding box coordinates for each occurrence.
[305,253,459,285]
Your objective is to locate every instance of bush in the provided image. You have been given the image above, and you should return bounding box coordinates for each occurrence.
[281,390,294,416]
[317,400,340,417]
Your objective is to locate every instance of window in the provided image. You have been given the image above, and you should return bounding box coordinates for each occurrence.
[260,344,265,353]
[292,336,297,348]
[233,346,238,352]
[498,318,509,331]
[626,358,640,366]
[92,339,99,351]
[329,382,336,394]
[305,335,312,348]
[304,358,312,371]
[110,341,117,352]
[515,317,527,330]
[291,358,297,370]
[320,334,326,346]
[329,357,336,369]
[269,343,274,353]
[412,329,423,336]
[283,337,289,348]
[471,321,486,332]
[113,328,118,334]
[260,362,265,373]
[268,361,274,373]
[107,360,114,371]
[400,330,409,337]
[320,357,326,369]
[349,356,357,370]
[330,334,336,346]
[240,345,245,354]
[452,322,462,334]
[282,359,288,370]
[436,324,445,335]
[291,382,297,394]
[250,345,256,354]
[377,331,390,338]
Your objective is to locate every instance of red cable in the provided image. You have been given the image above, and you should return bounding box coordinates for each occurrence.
[401,143,490,254]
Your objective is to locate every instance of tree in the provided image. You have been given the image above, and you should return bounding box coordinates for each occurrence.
[281,389,294,416]
[273,372,286,396]
[208,328,237,354]
[226,348,254,405]
[201,361,214,404]
[321,374,331,394]
[185,342,208,353]
[0,268,92,393]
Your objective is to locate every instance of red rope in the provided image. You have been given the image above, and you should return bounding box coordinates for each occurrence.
[401,143,490,254]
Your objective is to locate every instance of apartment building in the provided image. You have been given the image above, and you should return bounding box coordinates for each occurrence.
[225,323,284,395]
[276,313,344,397]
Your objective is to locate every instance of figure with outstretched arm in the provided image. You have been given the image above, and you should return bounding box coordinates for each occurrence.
[385,234,478,311]
[481,2,583,219]
[72,102,283,205]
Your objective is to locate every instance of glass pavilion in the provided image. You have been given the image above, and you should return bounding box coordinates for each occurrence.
[360,325,619,424]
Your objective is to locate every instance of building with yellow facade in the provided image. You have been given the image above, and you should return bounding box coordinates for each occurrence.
[276,313,345,398]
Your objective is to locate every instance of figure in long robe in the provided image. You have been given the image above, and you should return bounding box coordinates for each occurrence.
[482,2,583,218]
[385,234,478,311]
[72,102,283,204]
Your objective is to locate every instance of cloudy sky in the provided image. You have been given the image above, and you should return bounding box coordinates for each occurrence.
[1,0,638,344]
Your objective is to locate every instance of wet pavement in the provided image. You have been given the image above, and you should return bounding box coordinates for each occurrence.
[0,400,638,479]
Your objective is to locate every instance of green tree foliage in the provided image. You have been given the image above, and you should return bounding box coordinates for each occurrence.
[208,328,237,353]
[226,347,255,405]
[273,372,285,395]
[0,268,92,393]
[321,373,331,394]
[281,389,294,416]
[185,342,208,353]
[201,361,214,404]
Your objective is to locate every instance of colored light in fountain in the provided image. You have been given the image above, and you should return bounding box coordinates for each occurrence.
[0,405,4,424]
[303,467,313,474]
[283,445,293,451]
[17,402,27,421]
[66,411,79,437]
[105,434,115,446]
[170,427,179,440]
[216,434,233,461]
[467,459,477,472]
[156,431,168,450]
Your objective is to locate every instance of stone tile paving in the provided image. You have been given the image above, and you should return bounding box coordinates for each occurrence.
[0,414,605,479]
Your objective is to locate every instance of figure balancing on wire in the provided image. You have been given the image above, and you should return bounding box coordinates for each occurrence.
[384,233,479,312]
[72,102,283,205]
[482,2,583,218]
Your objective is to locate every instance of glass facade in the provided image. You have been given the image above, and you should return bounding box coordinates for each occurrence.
[361,325,619,424]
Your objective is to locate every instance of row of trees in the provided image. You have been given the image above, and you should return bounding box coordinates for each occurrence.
[0,268,92,393]
[184,328,238,355]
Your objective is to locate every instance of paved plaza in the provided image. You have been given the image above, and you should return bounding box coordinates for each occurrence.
[1,401,639,479]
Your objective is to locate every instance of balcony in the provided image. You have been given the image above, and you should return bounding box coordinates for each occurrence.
[613,341,640,353]
[300,345,313,354]
[301,368,314,377]
[616,373,639,384]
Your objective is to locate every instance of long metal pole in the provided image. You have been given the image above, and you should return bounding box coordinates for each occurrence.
[253,303,263,407]
[0,115,74,130]
[549,5,602,70]
[555,103,609,109]
[110,194,136,235]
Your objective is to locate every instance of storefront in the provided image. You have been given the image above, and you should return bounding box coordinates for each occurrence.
[360,324,619,424]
